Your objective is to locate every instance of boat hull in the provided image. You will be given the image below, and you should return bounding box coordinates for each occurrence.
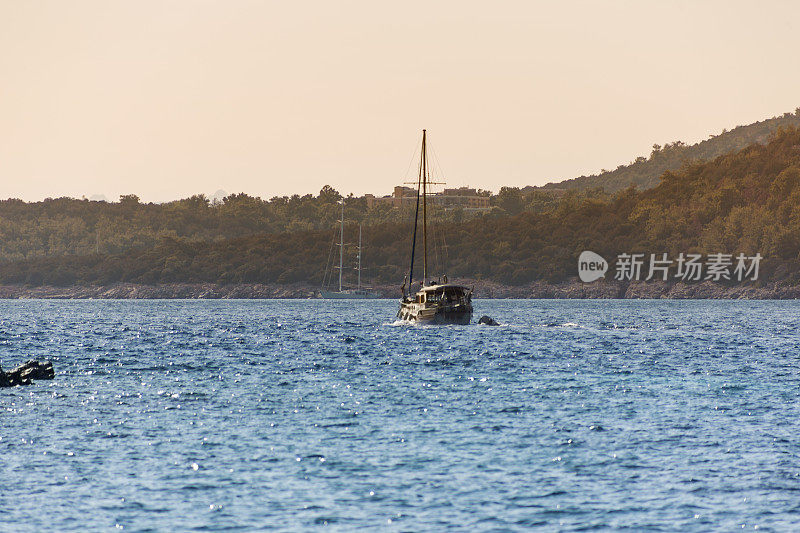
[396,299,473,325]
[416,311,472,325]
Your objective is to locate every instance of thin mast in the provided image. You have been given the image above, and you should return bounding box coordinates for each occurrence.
[358,224,362,290]
[408,136,424,289]
[422,129,428,284]
[338,198,344,292]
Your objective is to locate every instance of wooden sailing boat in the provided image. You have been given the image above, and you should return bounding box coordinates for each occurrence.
[321,199,379,299]
[396,130,473,324]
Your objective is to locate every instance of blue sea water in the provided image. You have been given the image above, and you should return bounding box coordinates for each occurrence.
[1,299,800,531]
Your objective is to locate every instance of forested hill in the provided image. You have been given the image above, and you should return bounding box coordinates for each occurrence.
[541,109,800,193]
[3,108,799,264]
[0,188,471,262]
[5,127,800,288]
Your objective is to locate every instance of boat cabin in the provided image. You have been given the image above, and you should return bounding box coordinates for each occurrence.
[413,284,471,305]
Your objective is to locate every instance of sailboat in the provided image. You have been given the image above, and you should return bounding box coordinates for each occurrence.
[320,199,379,299]
[396,130,473,324]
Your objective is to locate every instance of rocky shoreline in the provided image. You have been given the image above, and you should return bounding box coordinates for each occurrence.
[0,279,798,299]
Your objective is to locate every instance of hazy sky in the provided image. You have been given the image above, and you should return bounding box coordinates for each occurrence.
[2,1,799,202]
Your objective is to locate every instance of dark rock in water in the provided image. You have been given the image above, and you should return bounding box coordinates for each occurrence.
[1,360,54,387]
[478,315,500,326]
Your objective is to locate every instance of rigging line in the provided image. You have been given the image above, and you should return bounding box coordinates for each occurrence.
[436,222,446,276]
[425,137,441,281]
[321,216,338,290]
[441,223,450,276]
[358,225,363,289]
[429,192,440,280]
[425,139,442,278]
[439,215,447,277]
[408,136,424,288]
[400,137,421,183]
[433,219,441,280]
[430,216,438,281]
[428,142,448,188]
[428,139,452,281]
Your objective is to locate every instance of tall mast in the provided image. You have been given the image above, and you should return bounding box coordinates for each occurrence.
[422,129,428,284]
[357,224,362,290]
[338,198,344,292]
[407,134,424,289]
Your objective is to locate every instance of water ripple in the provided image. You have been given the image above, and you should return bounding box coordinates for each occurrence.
[0,299,799,531]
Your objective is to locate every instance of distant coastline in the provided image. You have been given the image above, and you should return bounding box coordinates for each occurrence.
[0,279,796,299]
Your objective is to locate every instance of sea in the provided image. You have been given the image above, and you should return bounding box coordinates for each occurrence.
[1,299,799,531]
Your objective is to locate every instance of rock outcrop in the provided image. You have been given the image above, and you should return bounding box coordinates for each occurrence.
[0,360,55,387]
